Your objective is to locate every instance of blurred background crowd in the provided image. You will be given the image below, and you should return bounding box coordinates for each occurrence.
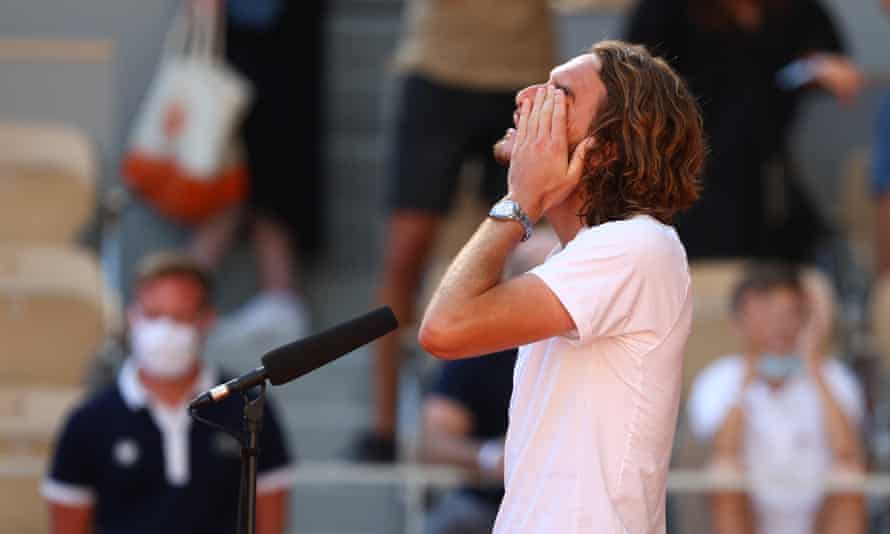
[1,0,890,533]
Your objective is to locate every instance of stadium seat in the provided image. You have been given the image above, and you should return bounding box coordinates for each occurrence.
[0,455,48,534]
[684,260,746,397]
[0,243,118,386]
[0,386,83,456]
[0,120,96,242]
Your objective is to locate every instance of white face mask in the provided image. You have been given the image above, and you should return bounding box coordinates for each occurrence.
[131,316,200,378]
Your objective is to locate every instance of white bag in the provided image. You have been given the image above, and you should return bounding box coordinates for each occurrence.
[127,0,252,178]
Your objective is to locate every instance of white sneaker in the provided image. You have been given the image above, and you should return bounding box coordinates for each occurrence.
[207,291,310,366]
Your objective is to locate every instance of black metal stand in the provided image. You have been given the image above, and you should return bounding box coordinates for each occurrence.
[190,383,266,534]
[237,384,265,534]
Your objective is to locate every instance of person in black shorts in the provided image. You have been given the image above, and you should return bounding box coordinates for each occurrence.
[350,77,520,461]
[349,0,556,461]
[421,349,517,534]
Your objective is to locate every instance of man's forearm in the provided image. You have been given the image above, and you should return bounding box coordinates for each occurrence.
[713,404,746,462]
[422,218,524,329]
[812,369,863,467]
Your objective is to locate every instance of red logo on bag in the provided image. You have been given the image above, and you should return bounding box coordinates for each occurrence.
[163,100,187,140]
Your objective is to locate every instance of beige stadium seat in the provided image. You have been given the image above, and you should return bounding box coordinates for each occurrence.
[0,386,83,456]
[0,455,48,534]
[0,120,96,242]
[0,243,118,386]
[684,260,746,398]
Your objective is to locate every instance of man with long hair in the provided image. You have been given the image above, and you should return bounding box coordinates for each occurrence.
[419,41,706,532]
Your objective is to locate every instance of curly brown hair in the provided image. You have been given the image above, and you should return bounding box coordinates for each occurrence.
[579,40,706,227]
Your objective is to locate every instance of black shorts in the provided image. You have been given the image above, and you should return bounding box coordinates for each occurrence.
[385,74,518,213]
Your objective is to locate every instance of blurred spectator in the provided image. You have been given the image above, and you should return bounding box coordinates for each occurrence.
[626,0,863,261]
[687,262,865,534]
[42,252,294,534]
[351,0,556,461]
[191,0,323,347]
[420,349,516,534]
[874,0,890,274]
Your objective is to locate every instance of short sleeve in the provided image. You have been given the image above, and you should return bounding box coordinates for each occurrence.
[528,223,677,345]
[686,357,746,441]
[873,96,890,196]
[822,359,865,426]
[256,399,296,495]
[42,407,99,506]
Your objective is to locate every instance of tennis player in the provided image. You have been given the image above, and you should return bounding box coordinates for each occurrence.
[419,40,706,533]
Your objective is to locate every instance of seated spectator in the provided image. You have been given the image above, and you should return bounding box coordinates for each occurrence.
[420,349,517,534]
[42,252,295,534]
[687,262,865,534]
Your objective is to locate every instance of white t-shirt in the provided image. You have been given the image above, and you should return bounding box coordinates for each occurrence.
[687,355,864,534]
[494,215,692,534]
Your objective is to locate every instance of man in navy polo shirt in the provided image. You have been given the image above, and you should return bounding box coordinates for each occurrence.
[42,252,295,534]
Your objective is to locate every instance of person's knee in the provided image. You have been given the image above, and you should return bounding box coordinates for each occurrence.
[381,213,441,289]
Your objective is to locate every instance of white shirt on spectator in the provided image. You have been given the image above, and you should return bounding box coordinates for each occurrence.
[494,215,693,534]
[687,355,865,534]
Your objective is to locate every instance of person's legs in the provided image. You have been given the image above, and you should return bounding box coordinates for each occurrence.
[352,74,477,460]
[425,492,499,534]
[253,214,299,292]
[815,462,866,534]
[373,212,443,439]
[710,491,754,534]
[816,492,866,534]
[190,207,244,268]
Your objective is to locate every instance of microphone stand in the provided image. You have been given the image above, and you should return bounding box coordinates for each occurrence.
[238,384,265,534]
[190,383,266,534]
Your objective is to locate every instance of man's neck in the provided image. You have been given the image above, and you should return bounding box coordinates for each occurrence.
[138,364,202,409]
[545,192,586,247]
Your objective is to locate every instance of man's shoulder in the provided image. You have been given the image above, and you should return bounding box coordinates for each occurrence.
[66,384,128,427]
[820,357,863,390]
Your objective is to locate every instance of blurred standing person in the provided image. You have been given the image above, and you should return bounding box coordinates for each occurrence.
[687,263,865,534]
[626,0,863,261]
[350,0,556,461]
[421,349,516,534]
[874,0,890,274]
[191,0,324,347]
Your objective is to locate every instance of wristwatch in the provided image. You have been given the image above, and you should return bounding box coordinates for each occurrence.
[489,198,533,242]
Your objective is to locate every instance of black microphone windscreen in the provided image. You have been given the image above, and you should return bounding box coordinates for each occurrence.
[260,307,398,386]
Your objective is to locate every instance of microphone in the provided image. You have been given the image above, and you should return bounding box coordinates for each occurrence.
[189,306,398,409]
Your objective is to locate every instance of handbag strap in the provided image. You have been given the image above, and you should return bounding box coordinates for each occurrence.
[160,4,190,60]
[160,0,227,62]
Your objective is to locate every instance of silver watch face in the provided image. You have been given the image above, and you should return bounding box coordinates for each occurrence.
[491,200,517,218]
